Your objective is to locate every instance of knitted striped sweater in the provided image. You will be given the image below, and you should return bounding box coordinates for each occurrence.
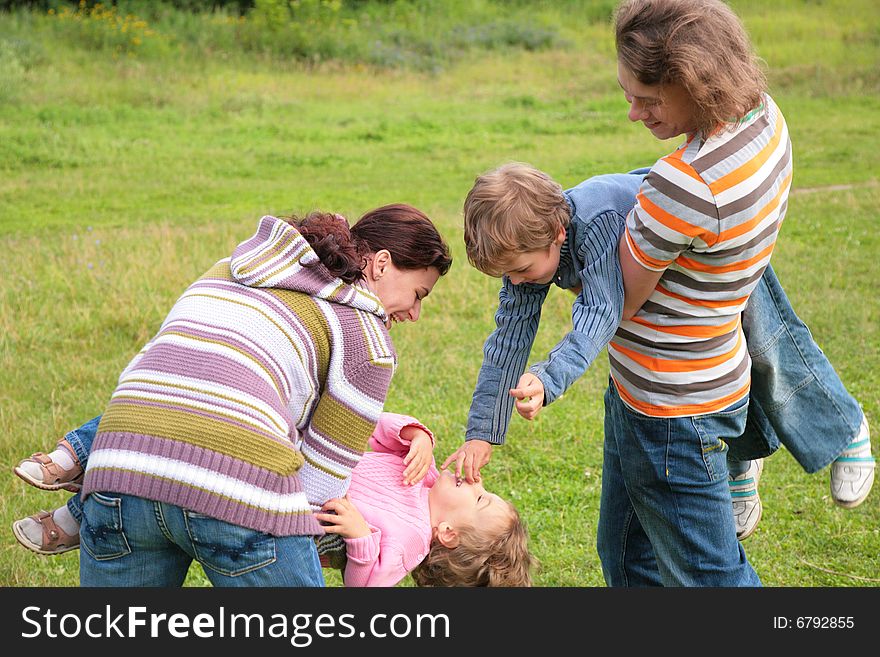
[82,216,397,537]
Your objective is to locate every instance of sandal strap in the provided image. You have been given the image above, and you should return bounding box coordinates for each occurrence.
[32,511,77,551]
[22,451,83,486]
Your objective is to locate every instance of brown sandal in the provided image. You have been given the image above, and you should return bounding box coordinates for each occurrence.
[14,442,84,492]
[12,511,80,556]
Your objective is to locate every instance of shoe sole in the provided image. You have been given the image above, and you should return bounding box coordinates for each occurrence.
[13,465,82,493]
[832,469,875,509]
[11,520,80,556]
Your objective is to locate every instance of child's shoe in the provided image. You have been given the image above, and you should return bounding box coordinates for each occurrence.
[12,508,80,556]
[13,438,83,492]
[831,416,875,508]
[729,459,763,541]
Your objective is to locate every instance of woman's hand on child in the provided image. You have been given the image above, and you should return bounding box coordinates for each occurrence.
[401,429,433,486]
[316,496,371,539]
[441,440,493,484]
[510,373,545,420]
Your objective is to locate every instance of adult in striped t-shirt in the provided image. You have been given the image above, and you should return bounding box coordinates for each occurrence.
[59,205,451,587]
[603,0,873,586]
[602,0,787,586]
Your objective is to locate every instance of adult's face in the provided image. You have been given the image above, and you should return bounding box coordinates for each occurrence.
[365,251,441,328]
[617,61,698,141]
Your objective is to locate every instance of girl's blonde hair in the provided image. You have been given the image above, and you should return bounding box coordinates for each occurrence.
[463,163,570,277]
[410,501,534,587]
[615,0,767,136]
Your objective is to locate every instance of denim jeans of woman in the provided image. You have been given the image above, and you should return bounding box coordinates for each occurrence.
[79,492,324,587]
[598,383,761,587]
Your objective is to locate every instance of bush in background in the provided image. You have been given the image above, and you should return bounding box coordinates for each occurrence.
[0,0,594,69]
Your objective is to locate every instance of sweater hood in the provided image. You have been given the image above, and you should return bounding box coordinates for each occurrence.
[230,215,387,321]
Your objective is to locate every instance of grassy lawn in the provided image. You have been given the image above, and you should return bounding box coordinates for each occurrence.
[1,0,878,587]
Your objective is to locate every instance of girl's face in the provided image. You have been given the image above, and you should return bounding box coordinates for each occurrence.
[427,470,510,533]
[365,251,441,329]
[617,61,698,141]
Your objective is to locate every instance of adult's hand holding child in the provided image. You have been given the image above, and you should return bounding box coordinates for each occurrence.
[316,496,371,539]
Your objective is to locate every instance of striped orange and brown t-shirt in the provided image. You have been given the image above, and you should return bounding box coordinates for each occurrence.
[610,94,793,418]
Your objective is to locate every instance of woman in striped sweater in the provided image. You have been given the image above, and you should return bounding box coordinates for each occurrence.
[14,204,451,587]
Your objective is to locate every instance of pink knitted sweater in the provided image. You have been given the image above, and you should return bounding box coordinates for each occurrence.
[343,413,437,587]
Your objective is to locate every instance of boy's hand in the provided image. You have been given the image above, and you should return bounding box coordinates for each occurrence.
[510,373,545,420]
[441,440,493,484]
[401,428,433,486]
[316,496,371,539]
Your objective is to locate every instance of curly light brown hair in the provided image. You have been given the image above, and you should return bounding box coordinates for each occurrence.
[410,500,534,587]
[462,162,570,277]
[615,0,767,136]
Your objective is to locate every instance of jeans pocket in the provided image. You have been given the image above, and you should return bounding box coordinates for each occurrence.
[184,512,276,577]
[692,402,748,481]
[81,492,132,561]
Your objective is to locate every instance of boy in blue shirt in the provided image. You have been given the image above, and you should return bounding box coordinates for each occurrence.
[443,162,873,541]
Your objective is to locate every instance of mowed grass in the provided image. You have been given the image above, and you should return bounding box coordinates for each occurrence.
[1,1,878,586]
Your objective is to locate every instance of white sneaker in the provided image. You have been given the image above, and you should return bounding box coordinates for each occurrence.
[831,416,875,508]
[729,459,764,541]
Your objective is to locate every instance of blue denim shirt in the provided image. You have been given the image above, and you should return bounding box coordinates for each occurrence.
[466,170,647,444]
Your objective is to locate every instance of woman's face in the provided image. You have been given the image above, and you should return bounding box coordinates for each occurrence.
[617,61,698,141]
[365,250,441,328]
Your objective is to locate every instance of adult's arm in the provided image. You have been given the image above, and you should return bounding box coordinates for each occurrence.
[619,232,665,320]
[298,357,394,507]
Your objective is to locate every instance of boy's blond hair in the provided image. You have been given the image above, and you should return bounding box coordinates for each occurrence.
[410,501,534,587]
[463,163,570,277]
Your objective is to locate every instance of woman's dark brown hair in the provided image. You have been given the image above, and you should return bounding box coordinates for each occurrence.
[285,204,452,284]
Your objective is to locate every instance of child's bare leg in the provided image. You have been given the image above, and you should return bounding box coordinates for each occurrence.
[12,504,80,556]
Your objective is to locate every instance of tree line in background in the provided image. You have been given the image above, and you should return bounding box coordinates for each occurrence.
[1,0,616,71]
[3,0,427,13]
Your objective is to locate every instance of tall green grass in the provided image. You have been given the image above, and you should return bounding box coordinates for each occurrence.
[1,0,878,586]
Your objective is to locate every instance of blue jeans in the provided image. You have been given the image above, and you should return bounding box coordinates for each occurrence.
[61,416,100,524]
[598,382,761,587]
[734,264,863,471]
[79,492,325,587]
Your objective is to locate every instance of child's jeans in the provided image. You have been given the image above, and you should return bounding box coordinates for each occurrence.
[61,415,100,524]
[731,264,863,471]
[79,492,324,587]
[598,384,761,586]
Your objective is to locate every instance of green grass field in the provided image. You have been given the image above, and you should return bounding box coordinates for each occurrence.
[1,0,878,587]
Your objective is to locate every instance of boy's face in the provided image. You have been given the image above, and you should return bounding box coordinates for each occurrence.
[500,227,566,286]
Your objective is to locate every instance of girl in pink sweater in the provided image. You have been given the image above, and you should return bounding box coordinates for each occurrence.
[13,412,533,587]
[316,412,533,587]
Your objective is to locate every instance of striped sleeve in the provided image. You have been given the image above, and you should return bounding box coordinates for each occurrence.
[624,152,718,271]
[299,357,394,508]
[466,279,549,444]
[529,211,625,404]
